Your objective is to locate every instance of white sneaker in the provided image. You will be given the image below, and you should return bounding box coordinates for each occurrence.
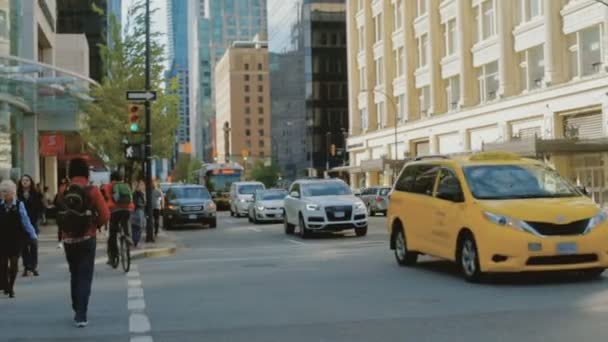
[75,321,88,328]
[57,243,63,249]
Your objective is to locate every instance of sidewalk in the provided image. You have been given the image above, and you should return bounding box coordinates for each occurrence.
[37,221,178,261]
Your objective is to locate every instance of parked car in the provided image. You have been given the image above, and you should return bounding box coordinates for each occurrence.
[361,186,391,216]
[388,151,608,282]
[163,185,217,229]
[248,189,288,224]
[284,179,368,238]
[229,181,266,217]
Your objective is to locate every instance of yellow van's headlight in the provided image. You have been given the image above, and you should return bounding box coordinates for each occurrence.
[483,212,541,236]
[585,210,608,233]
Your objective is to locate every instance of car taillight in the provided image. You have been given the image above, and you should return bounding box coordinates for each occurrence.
[376,197,383,202]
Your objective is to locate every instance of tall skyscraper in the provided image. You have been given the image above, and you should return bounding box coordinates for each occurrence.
[268,0,348,180]
[106,0,122,47]
[189,0,268,162]
[167,0,190,144]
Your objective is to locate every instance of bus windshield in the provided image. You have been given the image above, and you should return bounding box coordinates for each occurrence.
[207,173,241,193]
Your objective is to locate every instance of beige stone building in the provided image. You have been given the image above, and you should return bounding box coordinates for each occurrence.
[346,0,608,204]
[215,38,271,169]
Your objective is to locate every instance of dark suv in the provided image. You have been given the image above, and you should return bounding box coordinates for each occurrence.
[163,185,217,229]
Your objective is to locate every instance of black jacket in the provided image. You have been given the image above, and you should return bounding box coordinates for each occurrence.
[18,191,43,229]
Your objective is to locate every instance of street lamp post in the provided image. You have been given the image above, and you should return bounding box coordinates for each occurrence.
[326,131,331,174]
[361,88,400,183]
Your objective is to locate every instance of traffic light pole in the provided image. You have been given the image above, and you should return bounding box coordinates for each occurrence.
[144,0,154,243]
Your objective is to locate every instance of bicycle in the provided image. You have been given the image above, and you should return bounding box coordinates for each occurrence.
[109,219,131,273]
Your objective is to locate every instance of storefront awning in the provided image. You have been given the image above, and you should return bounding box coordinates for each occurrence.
[0,54,96,117]
[330,165,362,173]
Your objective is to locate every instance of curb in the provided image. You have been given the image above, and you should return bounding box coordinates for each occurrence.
[131,245,177,260]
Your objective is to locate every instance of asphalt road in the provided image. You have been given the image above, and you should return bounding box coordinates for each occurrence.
[2,213,608,341]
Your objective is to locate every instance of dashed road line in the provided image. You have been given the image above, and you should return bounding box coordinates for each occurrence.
[285,238,305,245]
[126,264,154,342]
[248,227,262,232]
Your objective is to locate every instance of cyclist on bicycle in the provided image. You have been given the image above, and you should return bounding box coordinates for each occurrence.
[102,171,133,265]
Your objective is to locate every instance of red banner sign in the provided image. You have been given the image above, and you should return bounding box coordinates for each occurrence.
[39,134,65,156]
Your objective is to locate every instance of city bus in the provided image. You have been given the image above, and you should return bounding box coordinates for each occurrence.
[195,163,244,210]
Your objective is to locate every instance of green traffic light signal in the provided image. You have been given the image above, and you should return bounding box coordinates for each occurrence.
[130,123,139,132]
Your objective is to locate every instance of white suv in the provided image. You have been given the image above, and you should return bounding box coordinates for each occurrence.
[284,179,368,238]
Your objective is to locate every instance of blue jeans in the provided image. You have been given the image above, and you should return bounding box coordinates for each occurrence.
[22,224,39,271]
[64,238,96,322]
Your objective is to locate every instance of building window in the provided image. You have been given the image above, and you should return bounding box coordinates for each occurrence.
[245,85,250,92]
[375,57,384,85]
[245,96,250,103]
[376,103,386,128]
[258,85,263,92]
[418,34,428,67]
[446,76,460,111]
[245,107,250,114]
[394,0,404,31]
[244,75,250,81]
[444,19,458,57]
[519,45,545,91]
[258,63,263,70]
[331,33,338,46]
[259,140,265,147]
[395,47,405,76]
[373,13,383,43]
[419,86,430,117]
[360,108,368,131]
[568,25,603,79]
[474,0,496,43]
[260,151,265,158]
[397,94,406,123]
[258,107,264,114]
[245,129,251,136]
[477,61,499,103]
[320,32,328,46]
[245,118,251,126]
[258,118,264,125]
[258,96,263,103]
[358,26,365,52]
[359,66,367,89]
[245,63,250,70]
[259,129,264,136]
[258,75,263,81]
[417,0,427,17]
[517,0,542,24]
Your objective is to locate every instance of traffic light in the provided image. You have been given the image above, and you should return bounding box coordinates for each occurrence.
[128,104,141,132]
[330,144,336,157]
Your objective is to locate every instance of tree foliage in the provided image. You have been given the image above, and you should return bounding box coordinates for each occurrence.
[250,161,280,188]
[83,1,179,167]
[172,154,202,184]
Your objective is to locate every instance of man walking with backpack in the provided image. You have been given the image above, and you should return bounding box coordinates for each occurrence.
[102,171,133,266]
[56,158,109,327]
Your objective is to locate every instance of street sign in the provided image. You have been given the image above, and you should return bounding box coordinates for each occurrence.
[126,90,157,102]
[124,143,144,160]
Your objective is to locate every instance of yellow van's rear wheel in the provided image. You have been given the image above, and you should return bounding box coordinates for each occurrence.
[393,227,417,266]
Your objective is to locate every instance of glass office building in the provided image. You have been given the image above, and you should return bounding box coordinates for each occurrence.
[268,0,348,180]
[168,0,191,144]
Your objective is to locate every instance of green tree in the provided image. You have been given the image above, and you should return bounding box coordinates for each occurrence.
[83,1,179,166]
[172,153,191,183]
[250,161,280,188]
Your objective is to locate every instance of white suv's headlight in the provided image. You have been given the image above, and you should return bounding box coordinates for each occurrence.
[483,211,540,236]
[354,202,366,212]
[585,209,608,233]
[306,204,320,211]
[256,205,265,211]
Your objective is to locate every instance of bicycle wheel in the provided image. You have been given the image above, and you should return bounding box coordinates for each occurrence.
[110,241,119,269]
[120,235,131,273]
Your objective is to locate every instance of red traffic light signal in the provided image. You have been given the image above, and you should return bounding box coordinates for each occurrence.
[128,104,140,132]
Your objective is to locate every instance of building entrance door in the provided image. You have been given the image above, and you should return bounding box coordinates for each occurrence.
[573,153,607,205]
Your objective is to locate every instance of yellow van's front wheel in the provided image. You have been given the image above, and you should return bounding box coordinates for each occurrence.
[458,232,483,283]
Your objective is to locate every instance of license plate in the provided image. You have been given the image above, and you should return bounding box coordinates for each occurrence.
[334,211,345,218]
[557,242,577,255]
[189,214,197,220]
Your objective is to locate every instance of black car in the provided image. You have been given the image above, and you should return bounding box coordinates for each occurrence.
[163,185,217,229]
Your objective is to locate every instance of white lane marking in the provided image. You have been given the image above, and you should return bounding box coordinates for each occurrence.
[128,299,146,311]
[248,227,261,232]
[131,336,153,342]
[285,239,305,245]
[129,313,151,333]
[128,287,144,299]
[128,279,142,287]
[127,264,154,341]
